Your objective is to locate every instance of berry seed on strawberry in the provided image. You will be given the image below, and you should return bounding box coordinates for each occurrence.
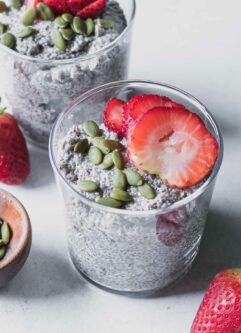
[191,269,241,333]
[0,104,30,185]
[127,106,218,188]
[103,98,125,136]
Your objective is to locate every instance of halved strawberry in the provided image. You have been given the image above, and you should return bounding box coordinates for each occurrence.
[77,0,106,18]
[103,98,125,136]
[127,107,218,188]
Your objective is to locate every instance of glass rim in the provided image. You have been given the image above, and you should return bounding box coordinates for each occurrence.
[49,79,224,217]
[0,0,136,65]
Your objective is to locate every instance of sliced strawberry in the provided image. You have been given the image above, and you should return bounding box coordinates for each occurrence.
[122,95,143,136]
[127,106,218,188]
[77,0,106,18]
[129,95,175,123]
[103,98,125,136]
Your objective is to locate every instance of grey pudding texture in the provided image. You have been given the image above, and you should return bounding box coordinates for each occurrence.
[0,0,128,146]
[57,122,214,292]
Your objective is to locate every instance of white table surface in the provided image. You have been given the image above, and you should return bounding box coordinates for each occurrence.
[1,0,241,332]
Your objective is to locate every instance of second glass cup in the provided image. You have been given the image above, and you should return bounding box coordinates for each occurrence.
[49,80,223,295]
[0,0,135,148]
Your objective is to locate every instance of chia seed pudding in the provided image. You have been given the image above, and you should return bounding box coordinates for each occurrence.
[0,0,134,147]
[50,82,222,294]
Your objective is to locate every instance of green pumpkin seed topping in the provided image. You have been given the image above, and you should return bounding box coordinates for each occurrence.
[18,26,36,38]
[0,246,5,259]
[37,2,55,21]
[62,13,73,24]
[78,180,98,192]
[88,145,103,165]
[93,138,123,154]
[60,28,75,41]
[0,219,12,260]
[51,28,66,51]
[97,197,123,208]
[74,139,89,154]
[113,169,127,190]
[72,16,86,35]
[112,150,124,170]
[98,18,115,29]
[21,8,37,26]
[1,32,16,49]
[0,1,8,13]
[54,16,69,28]
[100,153,114,169]
[85,18,95,36]
[139,183,156,200]
[124,168,143,186]
[83,120,100,138]
[11,0,22,9]
[0,22,7,34]
[111,189,132,202]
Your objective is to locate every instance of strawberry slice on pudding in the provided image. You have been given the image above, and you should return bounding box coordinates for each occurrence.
[127,106,218,188]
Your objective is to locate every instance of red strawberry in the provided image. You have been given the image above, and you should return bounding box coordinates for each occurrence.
[123,94,182,135]
[127,106,218,188]
[191,269,241,333]
[103,98,125,136]
[26,0,106,18]
[77,0,106,18]
[0,111,30,185]
[156,208,187,246]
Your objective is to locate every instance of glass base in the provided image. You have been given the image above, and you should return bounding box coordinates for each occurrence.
[69,247,199,297]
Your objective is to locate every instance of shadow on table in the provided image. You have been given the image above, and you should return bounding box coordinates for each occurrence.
[23,145,55,189]
[0,246,89,299]
[155,209,241,298]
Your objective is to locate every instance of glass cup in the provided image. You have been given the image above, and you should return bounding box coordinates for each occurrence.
[49,80,223,295]
[0,0,135,148]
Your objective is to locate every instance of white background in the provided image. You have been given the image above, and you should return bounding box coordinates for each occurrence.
[1,0,241,332]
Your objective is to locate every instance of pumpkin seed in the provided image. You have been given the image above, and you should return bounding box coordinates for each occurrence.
[1,221,11,245]
[100,153,113,169]
[113,169,127,190]
[72,16,86,35]
[37,2,55,21]
[111,189,132,202]
[85,18,95,36]
[0,22,6,34]
[0,245,6,259]
[78,180,98,192]
[97,197,123,208]
[83,120,100,138]
[1,32,16,48]
[62,13,73,24]
[98,18,115,29]
[18,26,35,38]
[54,16,68,28]
[60,28,75,41]
[88,145,103,165]
[21,8,37,26]
[139,182,156,200]
[124,168,143,186]
[74,139,88,154]
[11,0,22,9]
[92,137,110,154]
[112,150,124,170]
[0,1,7,13]
[51,28,66,51]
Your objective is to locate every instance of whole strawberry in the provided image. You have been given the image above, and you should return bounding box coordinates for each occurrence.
[0,102,30,185]
[191,269,241,333]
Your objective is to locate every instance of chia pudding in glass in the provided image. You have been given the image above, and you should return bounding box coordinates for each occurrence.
[49,80,223,295]
[0,0,135,147]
